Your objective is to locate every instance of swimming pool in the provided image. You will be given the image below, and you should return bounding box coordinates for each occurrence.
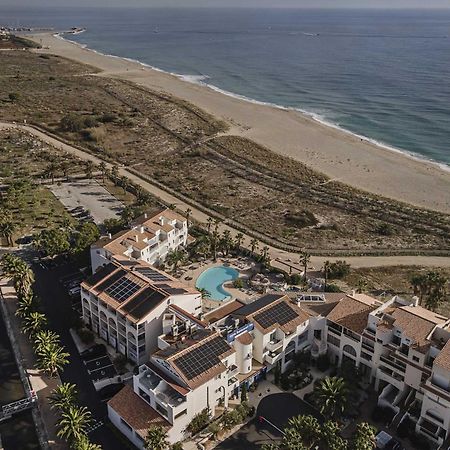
[196,266,239,301]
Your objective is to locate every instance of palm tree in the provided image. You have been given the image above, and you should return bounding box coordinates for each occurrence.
[320,421,347,450]
[15,292,36,318]
[111,164,119,181]
[0,219,16,246]
[22,311,47,338]
[299,250,311,283]
[260,245,270,267]
[213,219,221,234]
[210,230,220,261]
[356,278,368,294]
[60,161,70,181]
[220,230,233,257]
[314,376,348,420]
[166,250,186,272]
[44,162,59,184]
[352,422,376,450]
[85,160,94,179]
[35,330,61,354]
[249,238,259,256]
[185,208,192,227]
[0,253,26,277]
[57,405,92,444]
[206,217,214,234]
[97,161,107,184]
[145,425,169,450]
[49,383,78,412]
[73,435,102,450]
[284,415,321,449]
[119,176,129,195]
[198,287,211,300]
[234,233,244,253]
[323,260,331,291]
[37,343,70,377]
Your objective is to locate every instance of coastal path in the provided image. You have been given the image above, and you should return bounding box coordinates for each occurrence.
[1,121,450,270]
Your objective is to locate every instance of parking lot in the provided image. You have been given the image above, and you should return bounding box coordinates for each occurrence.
[49,179,124,224]
[84,355,117,383]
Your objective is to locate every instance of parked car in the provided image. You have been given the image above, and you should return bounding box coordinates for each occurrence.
[80,344,106,360]
[98,382,124,401]
[68,286,81,297]
[376,431,403,450]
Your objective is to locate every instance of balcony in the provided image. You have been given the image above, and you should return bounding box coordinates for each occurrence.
[380,354,406,373]
[266,351,282,365]
[227,365,239,378]
[311,338,327,358]
[362,341,374,353]
[266,339,283,352]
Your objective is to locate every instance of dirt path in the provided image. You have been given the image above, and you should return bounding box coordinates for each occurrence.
[1,121,450,270]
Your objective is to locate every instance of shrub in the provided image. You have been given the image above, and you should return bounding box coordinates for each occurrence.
[99,112,117,123]
[324,283,342,292]
[60,114,85,132]
[113,354,128,373]
[83,116,98,128]
[233,278,244,289]
[328,261,351,279]
[8,92,19,102]
[375,223,394,236]
[186,408,210,435]
[289,273,302,285]
[77,328,95,345]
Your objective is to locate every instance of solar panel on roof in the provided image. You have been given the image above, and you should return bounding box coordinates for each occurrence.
[105,277,141,303]
[254,301,299,329]
[135,267,171,282]
[95,269,127,292]
[122,287,167,319]
[173,336,231,381]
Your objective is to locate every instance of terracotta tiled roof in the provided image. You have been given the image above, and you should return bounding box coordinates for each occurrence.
[204,300,245,324]
[391,307,441,353]
[434,339,450,372]
[236,332,253,345]
[327,295,379,335]
[108,385,170,438]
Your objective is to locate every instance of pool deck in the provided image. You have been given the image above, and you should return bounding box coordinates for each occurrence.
[176,257,260,312]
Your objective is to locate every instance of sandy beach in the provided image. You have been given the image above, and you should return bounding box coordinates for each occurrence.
[29,32,450,213]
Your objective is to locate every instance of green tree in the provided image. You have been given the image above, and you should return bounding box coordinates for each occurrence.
[44,162,59,184]
[34,228,70,257]
[15,291,36,318]
[206,217,214,234]
[37,343,70,377]
[22,311,47,338]
[145,425,169,450]
[98,161,108,184]
[35,330,60,354]
[186,408,210,435]
[166,249,186,272]
[220,230,233,257]
[185,208,192,227]
[119,176,130,195]
[284,415,321,449]
[56,405,92,444]
[240,384,248,403]
[208,422,221,440]
[111,165,119,180]
[314,377,348,420]
[49,383,78,412]
[356,278,368,294]
[72,222,100,255]
[73,435,102,450]
[250,238,259,255]
[198,287,211,300]
[234,232,244,253]
[320,421,348,450]
[260,245,270,267]
[323,260,331,291]
[60,114,85,132]
[351,422,376,450]
[299,250,310,282]
[0,219,16,246]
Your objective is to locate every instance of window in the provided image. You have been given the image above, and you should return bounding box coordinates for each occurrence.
[156,403,168,417]
[174,409,187,420]
[314,329,322,339]
[413,355,420,363]
[392,335,401,346]
[328,335,340,348]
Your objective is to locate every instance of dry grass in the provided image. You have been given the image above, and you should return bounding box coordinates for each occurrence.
[1,50,449,254]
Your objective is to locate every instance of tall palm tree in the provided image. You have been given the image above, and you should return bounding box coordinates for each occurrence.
[145,425,169,450]
[260,245,270,267]
[299,250,311,283]
[314,376,348,420]
[198,288,211,300]
[206,217,214,234]
[323,260,331,291]
[57,405,92,444]
[234,233,244,253]
[97,161,107,184]
[210,230,220,261]
[49,383,78,412]
[85,160,94,179]
[185,208,192,227]
[37,343,70,377]
[220,230,233,257]
[120,176,130,195]
[22,311,47,338]
[249,238,259,256]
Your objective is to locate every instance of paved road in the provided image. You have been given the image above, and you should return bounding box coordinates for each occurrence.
[32,261,125,450]
[217,393,322,450]
[1,122,449,270]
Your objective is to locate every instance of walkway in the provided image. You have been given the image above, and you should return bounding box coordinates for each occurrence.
[1,122,449,270]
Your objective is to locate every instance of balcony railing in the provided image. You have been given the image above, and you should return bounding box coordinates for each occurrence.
[380,355,406,373]
[266,339,283,352]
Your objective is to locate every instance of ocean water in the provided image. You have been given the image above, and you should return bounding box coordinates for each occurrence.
[2,6,450,166]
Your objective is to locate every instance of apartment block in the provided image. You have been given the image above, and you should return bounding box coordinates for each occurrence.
[90,208,190,273]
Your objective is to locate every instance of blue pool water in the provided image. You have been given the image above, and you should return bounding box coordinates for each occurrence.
[196,266,239,301]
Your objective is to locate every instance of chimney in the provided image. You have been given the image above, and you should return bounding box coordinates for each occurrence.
[159,216,165,226]
[144,213,148,219]
[108,233,112,239]
[135,234,139,242]
[412,296,419,307]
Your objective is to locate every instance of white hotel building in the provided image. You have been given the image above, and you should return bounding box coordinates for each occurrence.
[90,208,190,273]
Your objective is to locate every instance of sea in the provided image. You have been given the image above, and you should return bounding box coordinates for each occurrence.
[2,6,450,167]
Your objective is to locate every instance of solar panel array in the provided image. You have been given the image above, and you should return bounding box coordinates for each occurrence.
[95,269,127,292]
[135,267,171,282]
[174,336,231,380]
[122,287,167,319]
[254,301,299,329]
[87,263,117,287]
[105,277,141,303]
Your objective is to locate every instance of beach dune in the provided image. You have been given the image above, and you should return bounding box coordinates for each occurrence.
[30,33,450,214]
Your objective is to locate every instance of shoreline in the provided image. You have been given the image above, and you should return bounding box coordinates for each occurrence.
[58,31,450,172]
[26,32,450,213]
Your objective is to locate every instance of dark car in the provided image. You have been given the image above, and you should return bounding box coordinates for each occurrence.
[386,439,403,450]
[80,344,106,360]
[98,382,124,401]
